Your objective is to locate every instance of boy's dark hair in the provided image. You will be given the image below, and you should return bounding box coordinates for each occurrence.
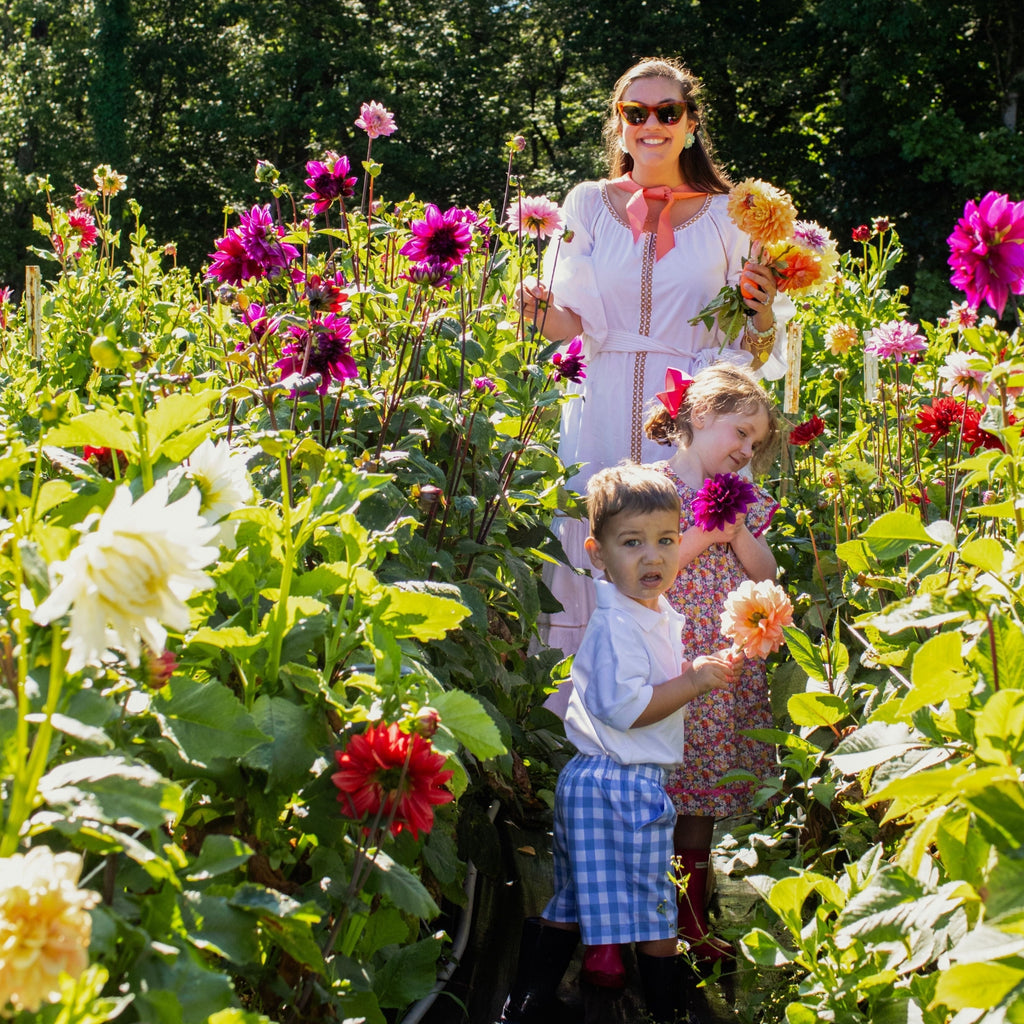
[586,463,681,541]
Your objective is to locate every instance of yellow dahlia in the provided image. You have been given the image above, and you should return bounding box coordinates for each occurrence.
[825,322,860,356]
[0,847,99,1011]
[726,178,797,247]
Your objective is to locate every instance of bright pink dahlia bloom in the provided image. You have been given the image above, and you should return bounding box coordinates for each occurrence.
[551,338,586,382]
[947,191,1024,316]
[400,204,473,269]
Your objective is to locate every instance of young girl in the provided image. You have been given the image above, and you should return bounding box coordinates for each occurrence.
[646,361,781,964]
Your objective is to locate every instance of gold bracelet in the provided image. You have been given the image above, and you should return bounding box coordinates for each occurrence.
[743,320,776,363]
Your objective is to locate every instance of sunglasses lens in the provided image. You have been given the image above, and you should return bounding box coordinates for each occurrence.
[619,103,648,125]
[657,104,685,125]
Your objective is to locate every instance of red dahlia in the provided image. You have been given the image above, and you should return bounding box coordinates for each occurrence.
[788,415,825,446]
[331,722,454,839]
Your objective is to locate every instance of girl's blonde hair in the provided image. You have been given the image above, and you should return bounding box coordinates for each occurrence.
[644,363,779,475]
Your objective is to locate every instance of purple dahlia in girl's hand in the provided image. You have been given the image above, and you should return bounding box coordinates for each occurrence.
[692,473,759,532]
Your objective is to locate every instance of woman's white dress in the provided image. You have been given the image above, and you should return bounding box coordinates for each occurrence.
[541,180,790,711]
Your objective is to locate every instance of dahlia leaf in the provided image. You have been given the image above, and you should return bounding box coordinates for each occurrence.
[378,587,469,640]
[361,841,440,920]
[432,689,506,760]
[153,676,269,766]
[44,408,139,455]
[374,935,444,1008]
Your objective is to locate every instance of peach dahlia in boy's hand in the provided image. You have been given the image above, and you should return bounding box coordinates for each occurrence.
[720,579,793,660]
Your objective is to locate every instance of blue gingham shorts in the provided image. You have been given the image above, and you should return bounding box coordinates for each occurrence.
[542,753,678,945]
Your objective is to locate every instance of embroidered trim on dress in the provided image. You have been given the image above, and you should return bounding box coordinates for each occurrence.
[630,351,648,462]
[640,234,656,336]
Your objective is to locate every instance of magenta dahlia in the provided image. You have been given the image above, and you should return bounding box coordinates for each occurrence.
[947,191,1024,315]
[692,473,759,532]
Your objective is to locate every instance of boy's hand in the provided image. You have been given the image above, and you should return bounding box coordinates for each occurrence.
[691,650,742,693]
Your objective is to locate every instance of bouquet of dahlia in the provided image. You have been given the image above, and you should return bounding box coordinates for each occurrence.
[720,579,794,659]
[689,178,837,344]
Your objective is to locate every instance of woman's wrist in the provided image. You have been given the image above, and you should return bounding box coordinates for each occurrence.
[742,318,776,365]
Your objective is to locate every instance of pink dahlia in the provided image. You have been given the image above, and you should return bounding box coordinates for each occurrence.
[505,196,564,240]
[551,338,586,383]
[355,101,397,139]
[400,204,473,269]
[864,320,927,362]
[948,191,1024,315]
[274,314,357,395]
[303,151,358,214]
[207,229,264,285]
[692,473,759,532]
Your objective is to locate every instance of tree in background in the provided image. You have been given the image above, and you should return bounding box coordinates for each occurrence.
[0,0,1021,320]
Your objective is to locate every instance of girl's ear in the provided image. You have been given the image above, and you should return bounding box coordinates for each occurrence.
[584,535,605,570]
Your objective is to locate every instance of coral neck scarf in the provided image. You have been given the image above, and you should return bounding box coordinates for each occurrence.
[612,175,706,261]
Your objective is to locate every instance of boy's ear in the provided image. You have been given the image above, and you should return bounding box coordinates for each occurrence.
[584,534,605,570]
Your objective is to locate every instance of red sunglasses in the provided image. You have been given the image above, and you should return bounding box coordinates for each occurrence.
[616,101,687,126]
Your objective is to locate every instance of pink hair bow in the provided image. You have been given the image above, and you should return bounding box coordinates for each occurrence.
[656,367,693,417]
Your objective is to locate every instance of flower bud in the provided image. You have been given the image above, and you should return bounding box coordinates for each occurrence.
[413,707,441,738]
[89,336,121,370]
[511,135,527,152]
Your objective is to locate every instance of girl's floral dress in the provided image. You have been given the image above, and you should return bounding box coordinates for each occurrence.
[656,461,780,818]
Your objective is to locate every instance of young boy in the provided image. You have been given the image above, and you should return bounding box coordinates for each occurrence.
[499,464,741,1024]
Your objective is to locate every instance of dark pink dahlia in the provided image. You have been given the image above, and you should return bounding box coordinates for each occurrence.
[400,204,473,268]
[692,473,759,532]
[275,313,357,395]
[303,152,358,214]
[551,338,586,383]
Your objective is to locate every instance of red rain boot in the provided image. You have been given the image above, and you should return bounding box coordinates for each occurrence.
[581,943,626,988]
[675,848,732,965]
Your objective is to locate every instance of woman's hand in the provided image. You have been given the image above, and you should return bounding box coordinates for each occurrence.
[516,275,550,322]
[513,275,583,341]
[739,260,777,331]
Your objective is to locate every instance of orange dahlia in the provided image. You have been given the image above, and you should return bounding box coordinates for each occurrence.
[331,722,454,839]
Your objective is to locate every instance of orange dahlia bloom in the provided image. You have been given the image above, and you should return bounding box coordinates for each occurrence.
[726,178,797,247]
[720,579,794,660]
[331,722,454,839]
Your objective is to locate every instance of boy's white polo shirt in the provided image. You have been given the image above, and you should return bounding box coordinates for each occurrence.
[564,578,687,768]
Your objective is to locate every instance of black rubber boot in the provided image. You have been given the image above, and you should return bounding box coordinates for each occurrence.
[636,951,688,1024]
[498,917,579,1023]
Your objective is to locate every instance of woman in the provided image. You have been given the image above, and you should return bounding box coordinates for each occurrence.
[520,56,790,671]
